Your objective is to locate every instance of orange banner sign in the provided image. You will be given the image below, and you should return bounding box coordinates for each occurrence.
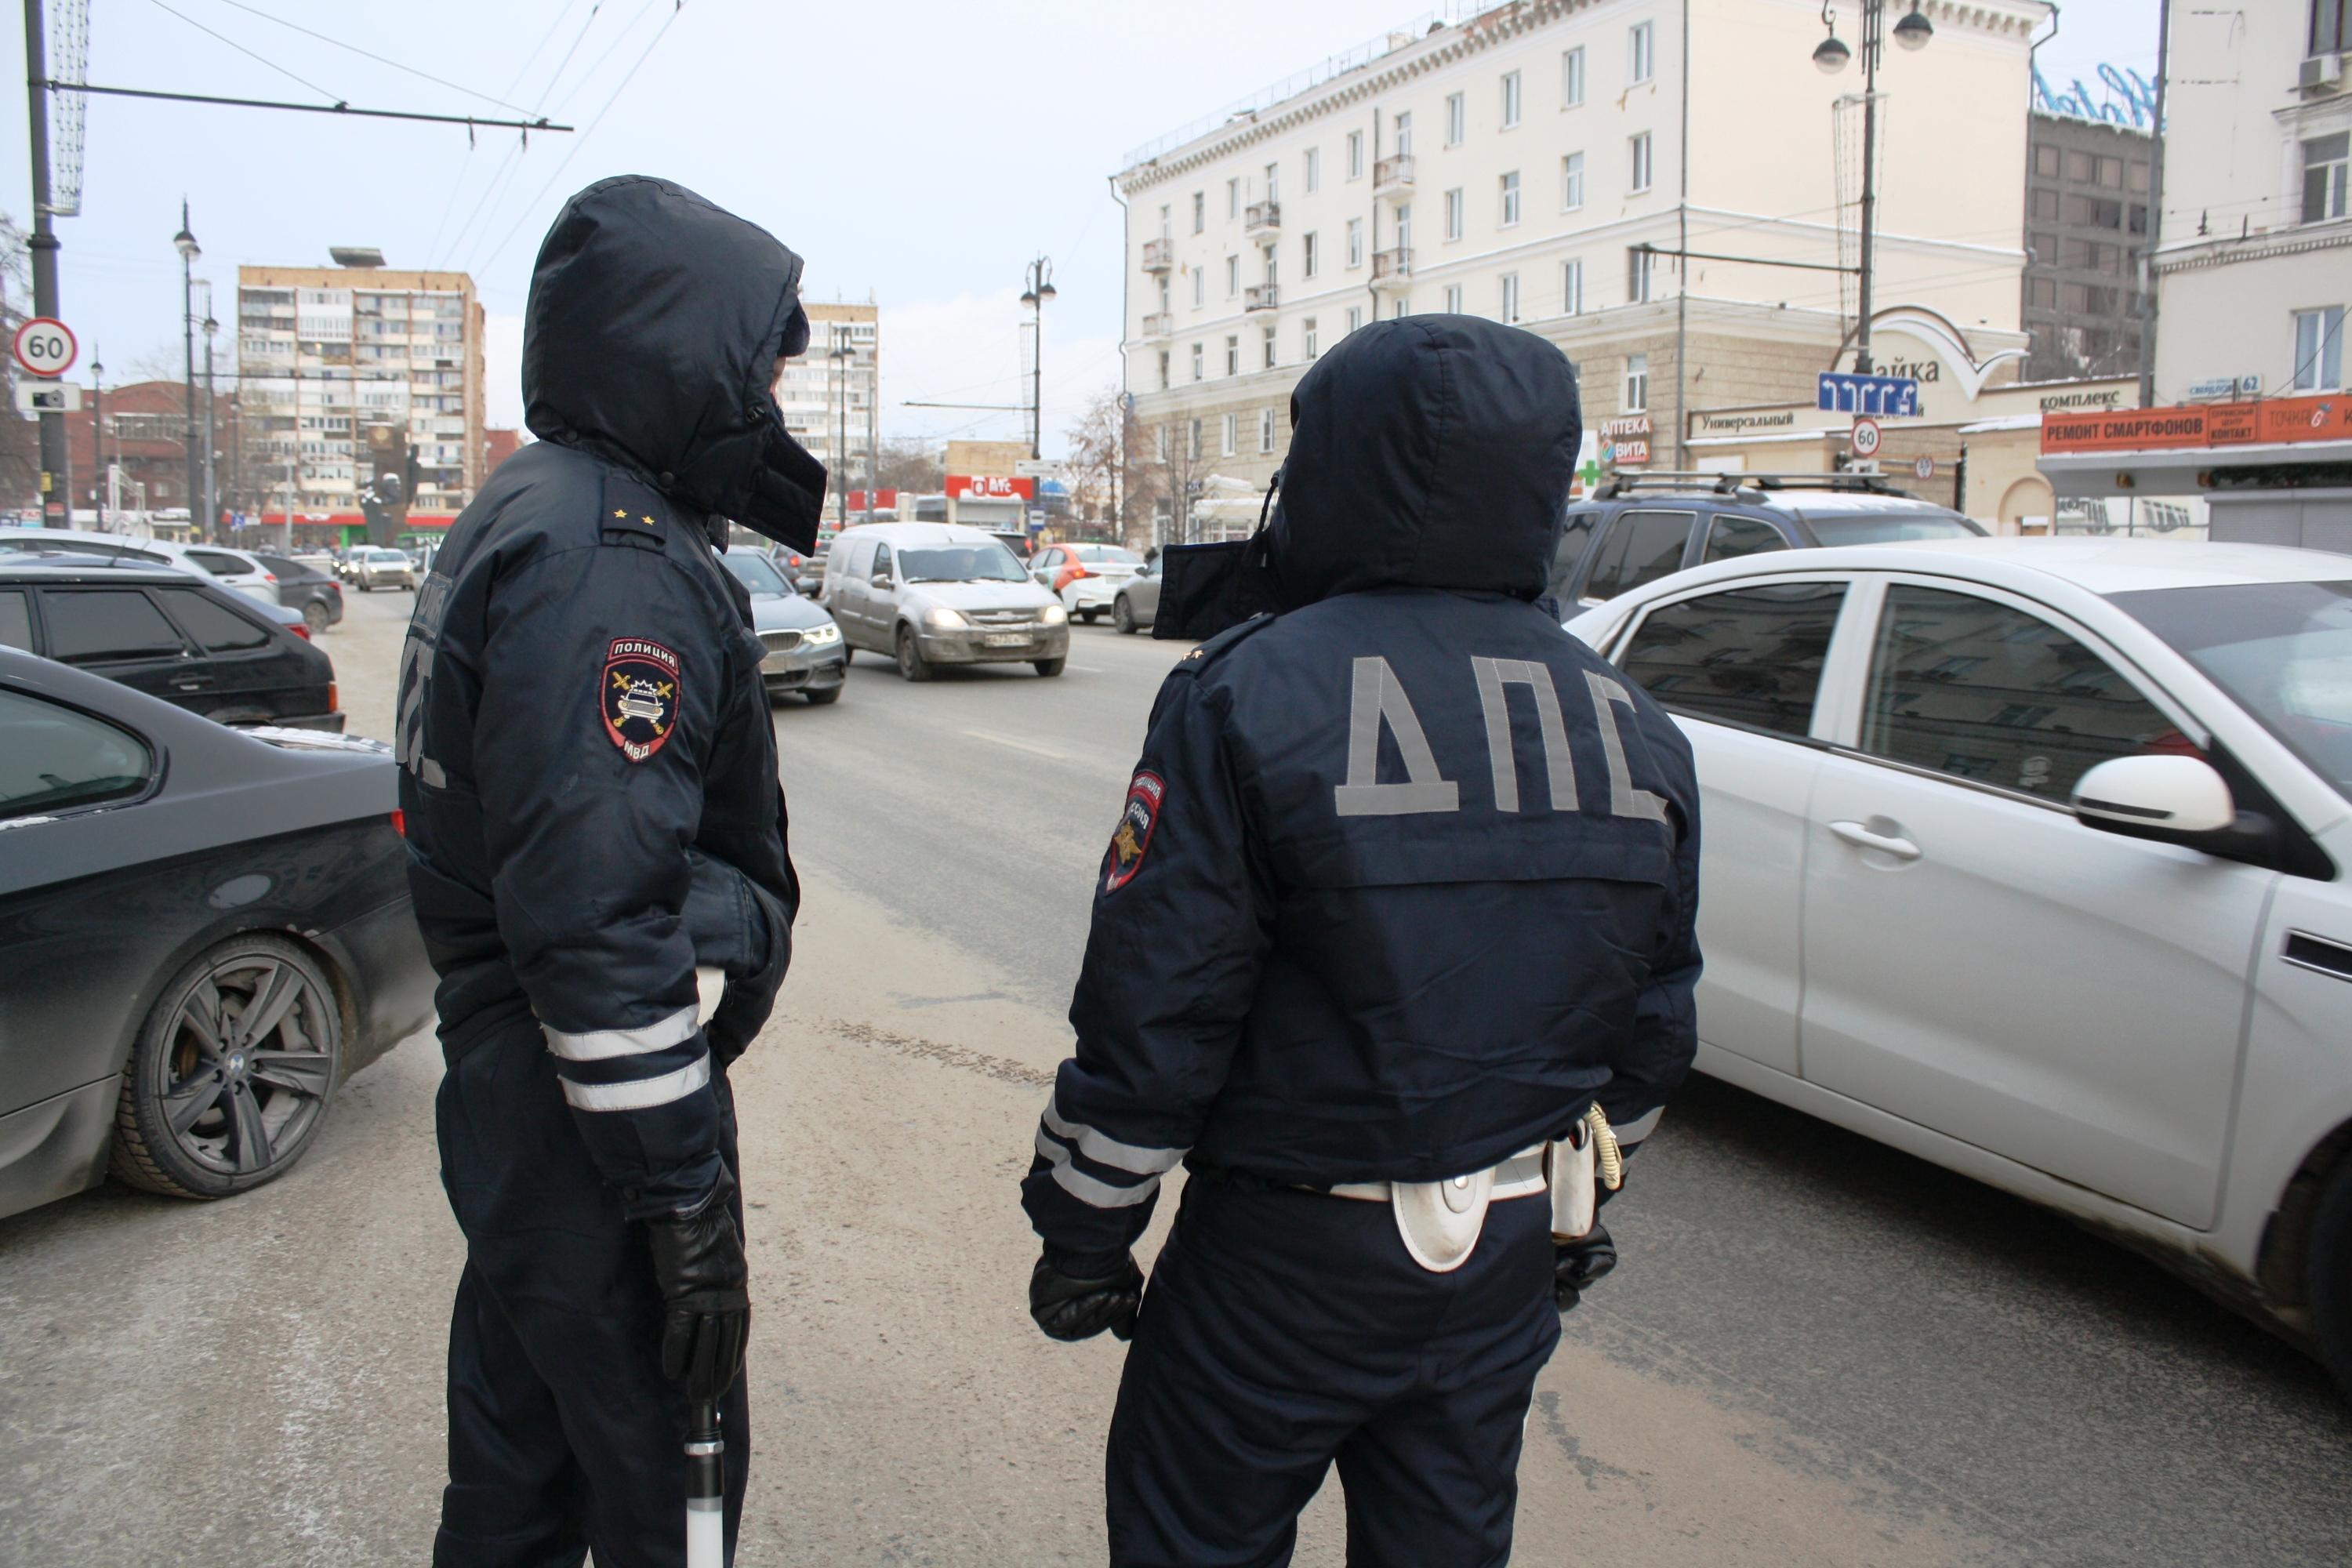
[2043,395,2351,456]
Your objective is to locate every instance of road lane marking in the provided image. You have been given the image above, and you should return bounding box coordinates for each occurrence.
[960,728,1069,760]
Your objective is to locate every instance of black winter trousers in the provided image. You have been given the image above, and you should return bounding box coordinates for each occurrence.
[1106,1171,1559,1568]
[432,1027,750,1568]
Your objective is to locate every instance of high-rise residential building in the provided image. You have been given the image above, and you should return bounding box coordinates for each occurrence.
[2021,111,2155,383]
[235,251,485,517]
[776,302,878,499]
[1118,0,2049,539]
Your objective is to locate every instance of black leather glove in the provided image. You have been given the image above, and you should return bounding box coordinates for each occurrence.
[646,1169,751,1401]
[1553,1221,1618,1313]
[1029,1250,1144,1342]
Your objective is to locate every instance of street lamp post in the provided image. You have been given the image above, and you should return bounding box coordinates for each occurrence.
[829,325,852,533]
[1019,256,1056,461]
[201,303,219,540]
[89,352,103,528]
[172,202,201,535]
[1813,2,1933,375]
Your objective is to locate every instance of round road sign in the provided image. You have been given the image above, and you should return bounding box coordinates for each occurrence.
[12,318,76,379]
[1913,454,1936,481]
[1850,416,1882,459]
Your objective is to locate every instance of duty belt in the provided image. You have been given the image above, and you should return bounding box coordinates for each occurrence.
[1313,1145,1551,1204]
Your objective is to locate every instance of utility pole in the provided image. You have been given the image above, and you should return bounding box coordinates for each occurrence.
[863,350,877,523]
[88,349,101,524]
[173,202,201,536]
[1813,3,1936,376]
[830,323,850,533]
[201,299,217,539]
[22,0,66,524]
[1020,256,1056,460]
[2136,0,2170,409]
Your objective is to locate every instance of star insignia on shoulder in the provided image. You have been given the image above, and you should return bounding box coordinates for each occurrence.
[641,514,656,527]
[612,508,628,519]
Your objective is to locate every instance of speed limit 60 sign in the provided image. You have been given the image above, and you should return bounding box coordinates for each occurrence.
[13,318,77,379]
[1850,416,1883,459]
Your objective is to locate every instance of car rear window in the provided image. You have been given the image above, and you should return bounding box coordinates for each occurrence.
[186,550,249,576]
[0,688,152,820]
[156,587,274,652]
[0,590,30,652]
[41,589,187,662]
[1802,513,1984,544]
[1583,510,1693,601]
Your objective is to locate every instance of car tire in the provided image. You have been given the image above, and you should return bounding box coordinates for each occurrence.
[1114,596,1138,634]
[2313,1156,2352,1400]
[302,601,330,636]
[1079,609,1100,624]
[109,934,343,1200]
[804,686,843,706]
[1033,657,1066,677]
[358,581,372,593]
[895,627,933,683]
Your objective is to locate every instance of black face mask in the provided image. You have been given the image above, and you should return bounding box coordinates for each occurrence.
[736,416,829,554]
[1150,474,1286,641]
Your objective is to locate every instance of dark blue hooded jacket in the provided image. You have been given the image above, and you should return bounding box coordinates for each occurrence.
[1022,315,1701,1265]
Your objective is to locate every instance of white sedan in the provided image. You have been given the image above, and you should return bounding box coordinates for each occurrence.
[1566,537,2352,1393]
[1031,543,1144,623]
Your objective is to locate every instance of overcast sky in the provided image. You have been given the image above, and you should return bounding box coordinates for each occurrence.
[0,0,2158,458]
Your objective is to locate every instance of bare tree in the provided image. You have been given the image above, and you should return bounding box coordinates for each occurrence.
[0,216,36,508]
[1144,412,1217,549]
[1064,386,1149,548]
[872,437,945,495]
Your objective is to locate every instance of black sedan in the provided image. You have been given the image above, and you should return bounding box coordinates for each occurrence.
[0,561,343,731]
[0,647,434,1218]
[255,551,346,636]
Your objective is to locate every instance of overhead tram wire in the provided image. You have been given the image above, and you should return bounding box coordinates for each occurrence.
[145,0,343,103]
[202,0,543,117]
[472,1,689,274]
[425,0,605,272]
[545,0,666,117]
[528,0,609,111]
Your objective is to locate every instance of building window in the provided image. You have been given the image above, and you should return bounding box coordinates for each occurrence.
[2033,143,2059,178]
[1446,92,1466,146]
[1563,45,1586,107]
[1391,297,1410,320]
[1225,335,1240,376]
[1262,325,1277,369]
[1501,272,1521,324]
[1264,161,1280,202]
[1347,218,1364,269]
[1562,151,1586,210]
[1305,146,1320,194]
[1303,317,1319,358]
[1444,187,1465,241]
[1624,353,1650,411]
[1262,244,1279,286]
[1228,178,1240,219]
[1501,70,1523,128]
[1628,245,1655,303]
[1303,231,1319,278]
[1225,255,1240,297]
[2317,0,2350,55]
[1563,257,1585,315]
[1630,21,1656,84]
[1444,284,1464,314]
[1222,412,1238,456]
[2304,132,2350,225]
[1191,343,1203,381]
[1348,130,1364,180]
[1393,110,1414,155]
[1346,306,1363,334]
[1192,191,1205,233]
[1500,170,1521,227]
[1259,407,1276,453]
[1396,202,1412,249]
[1189,418,1202,460]
[2031,187,2062,221]
[1630,132,1654,194]
[1192,268,1206,308]
[1158,350,1171,390]
[2293,306,2346,390]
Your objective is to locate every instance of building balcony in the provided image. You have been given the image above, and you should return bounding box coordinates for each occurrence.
[1244,284,1279,312]
[1142,237,1174,274]
[1140,310,1174,338]
[1373,154,1415,199]
[1370,248,1414,289]
[1243,199,1281,235]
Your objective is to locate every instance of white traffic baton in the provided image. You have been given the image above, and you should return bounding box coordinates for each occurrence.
[685,1398,724,1567]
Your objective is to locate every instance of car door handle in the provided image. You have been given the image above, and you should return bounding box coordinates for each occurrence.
[1829,820,1922,860]
[171,676,212,691]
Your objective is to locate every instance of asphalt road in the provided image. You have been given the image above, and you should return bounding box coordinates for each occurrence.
[2,583,2347,1566]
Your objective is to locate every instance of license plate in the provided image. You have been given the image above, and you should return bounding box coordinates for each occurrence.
[982,633,1029,648]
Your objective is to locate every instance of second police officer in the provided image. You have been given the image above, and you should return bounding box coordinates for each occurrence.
[1022,315,1703,1566]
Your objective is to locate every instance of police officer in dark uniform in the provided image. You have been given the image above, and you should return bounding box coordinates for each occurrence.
[1022,315,1700,1567]
[396,176,826,1566]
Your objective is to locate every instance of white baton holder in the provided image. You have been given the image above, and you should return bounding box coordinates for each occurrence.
[1390,1168,1498,1274]
[1547,1121,1599,1243]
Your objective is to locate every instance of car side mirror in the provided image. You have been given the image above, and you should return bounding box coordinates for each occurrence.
[870,570,892,588]
[2072,755,2236,837]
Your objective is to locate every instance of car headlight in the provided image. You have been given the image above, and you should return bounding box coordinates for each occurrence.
[925,606,968,629]
[800,622,840,647]
[1040,603,1069,626]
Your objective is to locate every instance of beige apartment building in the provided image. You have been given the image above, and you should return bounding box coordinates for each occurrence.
[781,302,879,490]
[236,253,485,515]
[1118,0,2049,539]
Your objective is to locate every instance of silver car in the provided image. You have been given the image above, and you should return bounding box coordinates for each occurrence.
[715,550,846,704]
[822,523,1070,681]
[1112,559,1162,634]
[350,547,416,591]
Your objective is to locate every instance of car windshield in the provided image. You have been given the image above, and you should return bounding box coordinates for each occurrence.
[1803,514,1984,544]
[2114,580,2352,798]
[720,553,792,596]
[900,544,1027,583]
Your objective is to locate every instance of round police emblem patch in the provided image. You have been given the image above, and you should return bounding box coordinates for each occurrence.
[601,637,681,763]
[1103,771,1164,894]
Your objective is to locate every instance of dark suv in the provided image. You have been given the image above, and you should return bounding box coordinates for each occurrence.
[1550,472,1986,608]
[0,563,343,731]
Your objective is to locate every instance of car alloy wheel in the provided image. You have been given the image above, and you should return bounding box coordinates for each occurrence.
[895,626,933,682]
[1114,597,1138,634]
[110,935,343,1200]
[302,600,330,636]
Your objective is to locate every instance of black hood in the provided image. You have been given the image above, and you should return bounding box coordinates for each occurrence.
[522,175,827,550]
[1269,315,1581,606]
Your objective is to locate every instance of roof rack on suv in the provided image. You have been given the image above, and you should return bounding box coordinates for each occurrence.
[1593,470,1904,501]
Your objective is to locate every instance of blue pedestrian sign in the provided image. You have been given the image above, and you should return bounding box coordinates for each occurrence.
[1818,372,1920,418]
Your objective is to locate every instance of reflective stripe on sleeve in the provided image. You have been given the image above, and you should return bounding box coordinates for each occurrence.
[559,1056,711,1112]
[543,1004,700,1062]
[1040,1100,1187,1176]
[1033,1127,1163,1209]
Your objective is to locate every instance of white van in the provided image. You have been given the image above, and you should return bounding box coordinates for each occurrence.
[821,523,1069,681]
